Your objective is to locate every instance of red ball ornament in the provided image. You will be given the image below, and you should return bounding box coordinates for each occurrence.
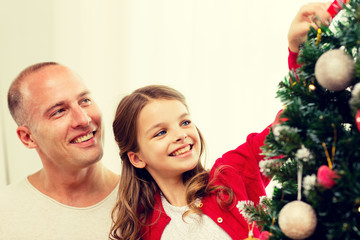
[259,231,270,240]
[278,200,317,239]
[356,110,360,132]
[317,165,340,189]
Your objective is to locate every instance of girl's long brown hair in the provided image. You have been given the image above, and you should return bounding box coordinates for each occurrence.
[110,85,232,240]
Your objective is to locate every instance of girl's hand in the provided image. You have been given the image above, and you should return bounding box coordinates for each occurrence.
[288,2,332,53]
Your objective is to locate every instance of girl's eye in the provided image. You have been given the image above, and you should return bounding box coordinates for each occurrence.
[154,130,167,137]
[181,120,191,126]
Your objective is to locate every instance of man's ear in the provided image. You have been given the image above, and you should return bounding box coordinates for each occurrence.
[16,126,38,149]
[127,151,146,169]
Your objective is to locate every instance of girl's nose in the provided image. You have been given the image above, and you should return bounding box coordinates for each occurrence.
[176,133,187,142]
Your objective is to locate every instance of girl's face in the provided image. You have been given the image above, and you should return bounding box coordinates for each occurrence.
[129,99,201,183]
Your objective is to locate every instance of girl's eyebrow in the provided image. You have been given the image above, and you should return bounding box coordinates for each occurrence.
[179,113,190,119]
[146,122,163,135]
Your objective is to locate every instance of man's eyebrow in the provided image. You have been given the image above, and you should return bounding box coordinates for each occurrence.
[44,90,91,116]
[44,101,66,116]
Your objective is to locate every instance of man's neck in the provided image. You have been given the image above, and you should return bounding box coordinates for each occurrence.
[28,163,119,207]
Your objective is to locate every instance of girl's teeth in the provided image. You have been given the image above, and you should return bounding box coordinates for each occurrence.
[172,145,191,156]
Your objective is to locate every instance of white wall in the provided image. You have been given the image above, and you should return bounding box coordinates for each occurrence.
[0,0,327,187]
[0,101,8,187]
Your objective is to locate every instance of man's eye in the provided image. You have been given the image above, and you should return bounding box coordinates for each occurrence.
[51,109,65,117]
[154,130,167,137]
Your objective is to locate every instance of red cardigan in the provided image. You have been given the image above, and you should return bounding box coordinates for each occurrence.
[140,50,300,240]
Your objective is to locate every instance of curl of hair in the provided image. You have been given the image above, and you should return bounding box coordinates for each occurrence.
[184,164,235,219]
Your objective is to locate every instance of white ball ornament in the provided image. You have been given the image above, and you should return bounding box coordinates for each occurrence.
[314,49,355,91]
[278,200,317,239]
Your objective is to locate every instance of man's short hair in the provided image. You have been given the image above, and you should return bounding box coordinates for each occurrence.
[8,62,59,126]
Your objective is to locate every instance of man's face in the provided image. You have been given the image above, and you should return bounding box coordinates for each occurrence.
[20,65,103,170]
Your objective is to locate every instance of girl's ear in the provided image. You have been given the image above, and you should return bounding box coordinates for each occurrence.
[16,126,38,149]
[128,151,146,169]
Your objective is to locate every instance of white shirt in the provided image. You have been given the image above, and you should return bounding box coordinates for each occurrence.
[0,178,118,240]
[160,194,231,240]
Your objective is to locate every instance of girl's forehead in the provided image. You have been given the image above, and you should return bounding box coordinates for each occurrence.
[142,99,187,114]
[138,99,189,128]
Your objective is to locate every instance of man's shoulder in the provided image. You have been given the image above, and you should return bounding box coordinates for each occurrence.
[0,178,30,205]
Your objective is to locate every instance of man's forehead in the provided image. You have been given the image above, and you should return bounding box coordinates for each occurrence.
[22,66,90,109]
[23,65,86,91]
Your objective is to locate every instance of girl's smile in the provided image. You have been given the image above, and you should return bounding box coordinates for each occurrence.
[169,144,193,157]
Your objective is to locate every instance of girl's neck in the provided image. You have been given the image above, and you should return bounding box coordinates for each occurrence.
[157,178,187,207]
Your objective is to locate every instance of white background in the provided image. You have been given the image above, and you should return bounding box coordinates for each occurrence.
[0,0,328,188]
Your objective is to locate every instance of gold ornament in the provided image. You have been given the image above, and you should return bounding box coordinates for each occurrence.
[316,28,322,45]
[243,222,259,240]
[243,237,259,240]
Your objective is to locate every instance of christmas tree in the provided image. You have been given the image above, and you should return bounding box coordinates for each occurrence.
[240,1,360,239]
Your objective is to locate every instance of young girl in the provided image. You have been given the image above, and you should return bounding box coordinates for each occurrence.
[110,2,333,240]
[111,85,270,239]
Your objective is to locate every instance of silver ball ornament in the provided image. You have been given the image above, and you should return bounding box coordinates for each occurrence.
[278,200,317,239]
[314,49,355,91]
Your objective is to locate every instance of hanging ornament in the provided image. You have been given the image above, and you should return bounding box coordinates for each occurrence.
[318,134,339,189]
[243,222,259,240]
[309,84,316,91]
[278,161,317,239]
[317,165,340,189]
[278,200,317,239]
[316,28,322,46]
[259,231,270,240]
[356,110,360,132]
[314,49,355,91]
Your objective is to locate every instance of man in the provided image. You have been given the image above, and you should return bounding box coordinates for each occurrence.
[0,62,119,239]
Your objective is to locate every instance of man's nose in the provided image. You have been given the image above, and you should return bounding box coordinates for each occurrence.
[71,106,91,128]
